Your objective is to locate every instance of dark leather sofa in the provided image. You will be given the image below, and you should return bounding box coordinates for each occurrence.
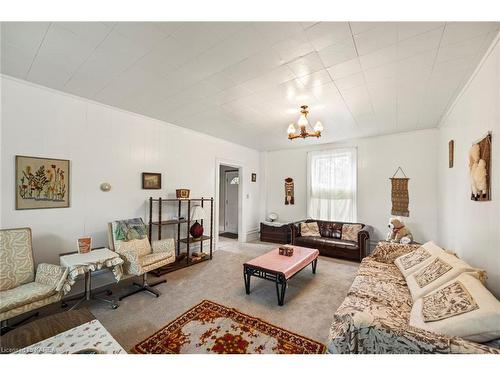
[291,219,371,262]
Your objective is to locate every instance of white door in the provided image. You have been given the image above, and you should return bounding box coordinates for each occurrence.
[224,170,239,234]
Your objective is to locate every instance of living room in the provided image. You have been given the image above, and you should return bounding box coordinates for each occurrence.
[1,0,499,372]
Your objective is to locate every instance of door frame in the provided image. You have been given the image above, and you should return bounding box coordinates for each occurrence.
[215,158,244,246]
[223,169,239,234]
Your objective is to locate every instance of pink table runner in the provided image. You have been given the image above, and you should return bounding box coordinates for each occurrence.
[244,246,319,279]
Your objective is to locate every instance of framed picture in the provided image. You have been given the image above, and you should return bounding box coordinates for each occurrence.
[77,237,92,254]
[251,173,257,182]
[16,155,70,210]
[142,172,161,189]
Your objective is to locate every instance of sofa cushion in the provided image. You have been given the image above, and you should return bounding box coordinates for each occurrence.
[410,273,500,343]
[341,224,362,242]
[370,242,421,264]
[0,282,56,313]
[300,222,321,237]
[394,241,445,277]
[406,252,481,300]
[294,236,357,249]
[318,221,342,239]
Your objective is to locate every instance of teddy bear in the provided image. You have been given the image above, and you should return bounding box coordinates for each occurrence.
[469,144,487,199]
[386,217,413,244]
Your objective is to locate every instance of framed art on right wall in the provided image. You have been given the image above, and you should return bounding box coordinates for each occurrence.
[469,132,491,201]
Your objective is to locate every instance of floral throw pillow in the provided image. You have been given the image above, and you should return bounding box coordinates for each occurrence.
[300,222,321,237]
[415,257,452,288]
[341,224,362,242]
[399,247,431,270]
[422,281,479,322]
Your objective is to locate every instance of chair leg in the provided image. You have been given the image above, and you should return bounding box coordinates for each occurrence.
[118,274,166,301]
[1,311,39,336]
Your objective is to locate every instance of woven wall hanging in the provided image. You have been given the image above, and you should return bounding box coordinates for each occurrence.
[284,177,294,205]
[390,167,410,217]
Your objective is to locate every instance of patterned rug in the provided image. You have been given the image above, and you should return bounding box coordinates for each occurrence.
[133,300,326,354]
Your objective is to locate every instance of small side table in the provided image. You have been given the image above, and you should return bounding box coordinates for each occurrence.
[60,248,123,310]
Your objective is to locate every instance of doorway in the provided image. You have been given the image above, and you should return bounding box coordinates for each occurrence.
[219,165,239,240]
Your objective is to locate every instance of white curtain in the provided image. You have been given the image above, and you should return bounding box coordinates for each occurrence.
[307,148,357,222]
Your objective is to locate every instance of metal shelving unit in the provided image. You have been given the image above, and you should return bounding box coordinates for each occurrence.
[148,197,213,275]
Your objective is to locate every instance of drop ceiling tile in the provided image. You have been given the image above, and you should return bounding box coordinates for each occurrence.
[211,84,254,105]
[1,22,50,55]
[253,22,304,45]
[240,65,296,93]
[222,49,283,85]
[0,42,35,78]
[349,22,384,35]
[56,22,113,45]
[298,69,332,89]
[435,33,486,64]
[286,51,324,78]
[318,39,358,68]
[354,23,398,56]
[305,22,352,51]
[441,22,499,46]
[32,24,102,75]
[271,31,315,63]
[334,72,366,91]
[326,58,362,80]
[396,27,443,60]
[396,22,444,41]
[359,44,398,70]
[339,84,373,117]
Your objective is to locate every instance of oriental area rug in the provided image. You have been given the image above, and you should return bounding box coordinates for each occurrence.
[133,300,326,354]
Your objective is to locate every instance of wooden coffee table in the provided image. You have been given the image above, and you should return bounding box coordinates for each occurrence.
[243,246,319,306]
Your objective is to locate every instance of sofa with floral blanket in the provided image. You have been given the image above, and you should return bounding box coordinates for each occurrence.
[327,242,500,354]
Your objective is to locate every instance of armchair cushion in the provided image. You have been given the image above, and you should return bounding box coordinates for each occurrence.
[140,252,171,267]
[35,263,69,293]
[152,238,175,254]
[0,228,35,291]
[0,282,57,313]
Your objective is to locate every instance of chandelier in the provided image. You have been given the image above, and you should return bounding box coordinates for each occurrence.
[287,105,323,140]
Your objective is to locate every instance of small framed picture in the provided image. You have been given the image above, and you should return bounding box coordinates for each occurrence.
[142,172,162,189]
[251,173,257,182]
[77,237,92,254]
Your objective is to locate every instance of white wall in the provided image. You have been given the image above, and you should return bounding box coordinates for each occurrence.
[263,129,439,244]
[1,76,261,265]
[437,34,500,298]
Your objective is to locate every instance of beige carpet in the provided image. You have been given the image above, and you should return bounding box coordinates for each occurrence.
[21,240,359,352]
[88,241,359,352]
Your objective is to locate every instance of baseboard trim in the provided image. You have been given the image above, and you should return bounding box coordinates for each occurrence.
[245,229,259,242]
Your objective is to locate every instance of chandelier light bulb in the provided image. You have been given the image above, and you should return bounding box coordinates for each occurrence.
[297,113,308,127]
[314,121,323,132]
[287,123,296,134]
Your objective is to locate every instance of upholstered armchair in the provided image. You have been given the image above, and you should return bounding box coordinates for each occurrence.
[0,228,69,335]
[107,218,175,300]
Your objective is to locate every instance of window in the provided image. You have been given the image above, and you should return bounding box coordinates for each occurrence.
[307,148,357,222]
[230,176,239,185]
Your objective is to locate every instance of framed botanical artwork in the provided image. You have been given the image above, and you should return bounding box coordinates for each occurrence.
[251,173,257,182]
[16,155,70,210]
[142,172,161,189]
[77,237,92,254]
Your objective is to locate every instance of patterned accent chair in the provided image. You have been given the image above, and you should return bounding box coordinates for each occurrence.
[0,228,69,335]
[107,218,175,300]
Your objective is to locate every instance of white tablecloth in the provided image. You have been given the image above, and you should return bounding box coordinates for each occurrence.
[14,320,126,354]
[60,248,124,288]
